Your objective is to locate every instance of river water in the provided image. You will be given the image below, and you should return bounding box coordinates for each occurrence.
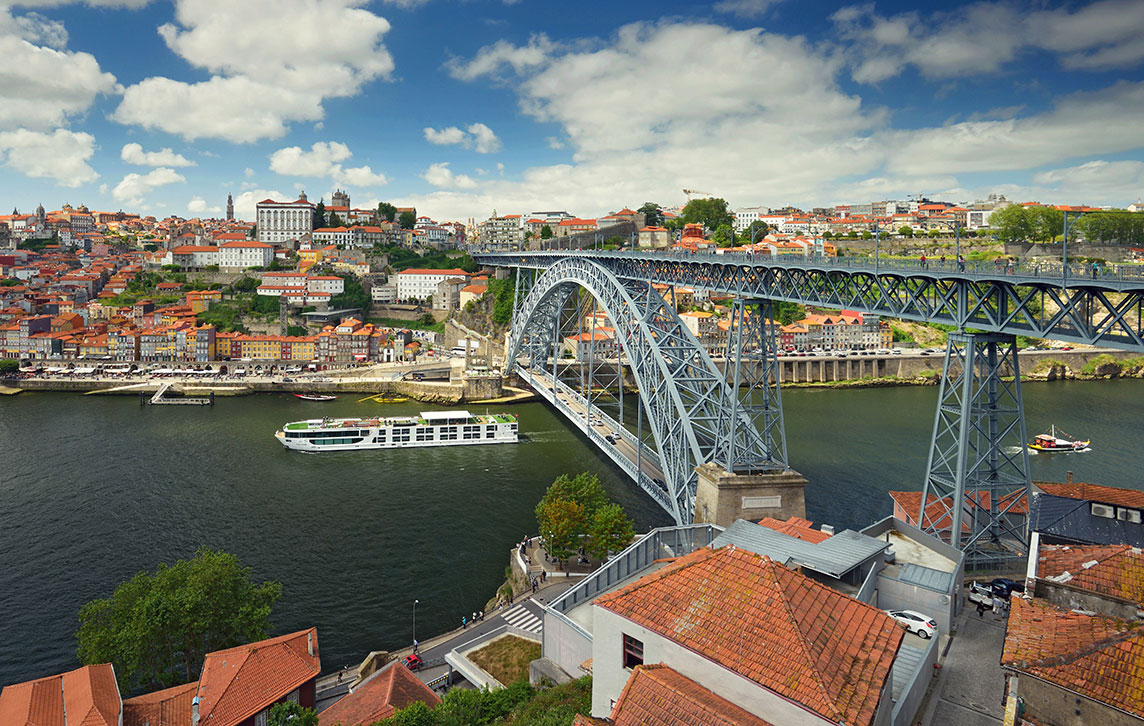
[2,380,1142,687]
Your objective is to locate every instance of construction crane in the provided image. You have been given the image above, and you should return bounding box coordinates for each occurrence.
[683,189,712,203]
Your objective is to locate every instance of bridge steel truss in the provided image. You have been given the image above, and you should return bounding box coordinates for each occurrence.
[507,257,772,524]
[919,333,1033,566]
[488,252,1144,352]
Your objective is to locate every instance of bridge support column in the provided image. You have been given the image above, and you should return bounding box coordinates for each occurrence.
[694,462,807,527]
[918,332,1032,568]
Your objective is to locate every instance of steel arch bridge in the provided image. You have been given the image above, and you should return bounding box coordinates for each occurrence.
[484,250,1144,351]
[508,257,779,524]
[480,248,1144,563]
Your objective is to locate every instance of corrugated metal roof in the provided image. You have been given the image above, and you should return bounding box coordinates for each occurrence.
[896,563,953,592]
[711,519,888,577]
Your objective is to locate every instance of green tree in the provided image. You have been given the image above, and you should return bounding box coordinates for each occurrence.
[232,276,260,293]
[536,498,586,563]
[286,325,307,337]
[743,220,770,241]
[384,700,436,726]
[586,503,635,560]
[898,225,914,237]
[712,224,735,247]
[76,548,282,690]
[861,230,872,240]
[540,224,554,240]
[544,472,609,516]
[1027,205,1064,243]
[637,202,663,227]
[1075,209,1144,245]
[821,230,833,239]
[680,197,733,233]
[313,202,328,229]
[250,224,257,238]
[988,204,1034,244]
[330,274,370,311]
[0,358,18,375]
[269,702,318,726]
[398,211,416,229]
[377,202,398,222]
[328,212,344,228]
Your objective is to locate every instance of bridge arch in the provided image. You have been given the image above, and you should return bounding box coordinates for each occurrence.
[507,257,770,523]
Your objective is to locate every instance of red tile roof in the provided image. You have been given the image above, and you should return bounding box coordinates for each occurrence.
[397,268,470,277]
[1038,481,1144,510]
[1002,598,1144,718]
[607,664,774,726]
[757,516,832,543]
[1037,544,1144,604]
[0,664,121,726]
[196,628,321,726]
[123,682,196,726]
[595,546,903,726]
[890,489,1028,532]
[318,662,441,726]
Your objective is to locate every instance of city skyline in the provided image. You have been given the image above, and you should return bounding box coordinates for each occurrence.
[0,0,1143,221]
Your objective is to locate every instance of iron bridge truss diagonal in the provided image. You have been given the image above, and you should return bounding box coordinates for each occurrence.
[483,251,1144,352]
[507,257,771,524]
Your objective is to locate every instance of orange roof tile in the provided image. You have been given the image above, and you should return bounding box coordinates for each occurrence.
[317,662,441,726]
[1002,598,1144,718]
[757,516,833,544]
[196,628,320,726]
[1038,481,1144,510]
[1038,544,1144,604]
[123,682,196,726]
[890,489,1028,532]
[595,546,902,726]
[0,664,121,726]
[607,664,774,726]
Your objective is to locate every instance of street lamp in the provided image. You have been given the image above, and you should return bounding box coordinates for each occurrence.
[412,599,419,652]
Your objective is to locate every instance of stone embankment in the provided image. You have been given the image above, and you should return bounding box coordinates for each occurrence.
[1026,353,1144,382]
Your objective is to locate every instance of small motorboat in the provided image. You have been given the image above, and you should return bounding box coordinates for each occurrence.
[1028,425,1090,452]
[295,393,337,402]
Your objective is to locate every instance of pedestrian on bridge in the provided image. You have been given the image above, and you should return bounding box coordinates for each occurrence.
[958,255,966,272]
[462,615,467,629]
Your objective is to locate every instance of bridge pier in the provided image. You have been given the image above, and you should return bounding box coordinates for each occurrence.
[693,462,808,528]
[918,332,1032,568]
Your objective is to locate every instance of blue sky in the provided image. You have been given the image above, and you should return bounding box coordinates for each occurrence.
[0,0,1142,222]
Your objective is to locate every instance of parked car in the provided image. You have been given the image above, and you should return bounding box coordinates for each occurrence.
[968,581,994,607]
[885,609,938,639]
[991,578,1026,598]
[402,654,423,671]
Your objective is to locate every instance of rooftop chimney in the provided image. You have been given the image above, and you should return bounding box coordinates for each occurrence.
[308,631,314,657]
[191,696,200,726]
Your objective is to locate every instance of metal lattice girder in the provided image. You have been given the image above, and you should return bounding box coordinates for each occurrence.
[478,252,1144,353]
[715,299,787,472]
[508,257,764,524]
[918,333,1032,564]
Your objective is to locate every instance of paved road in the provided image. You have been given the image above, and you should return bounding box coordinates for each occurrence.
[921,602,1007,726]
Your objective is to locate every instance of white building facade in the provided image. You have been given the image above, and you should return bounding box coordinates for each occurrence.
[395,268,471,301]
[218,240,274,270]
[257,195,314,245]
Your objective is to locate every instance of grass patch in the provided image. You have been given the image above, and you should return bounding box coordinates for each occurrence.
[501,676,592,726]
[918,369,940,379]
[1082,353,1121,375]
[1031,358,1067,374]
[469,635,541,686]
[1118,356,1144,371]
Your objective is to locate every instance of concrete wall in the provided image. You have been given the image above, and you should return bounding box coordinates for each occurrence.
[1035,579,1144,621]
[1005,241,1134,262]
[1014,672,1144,726]
[875,574,956,634]
[542,611,594,679]
[892,638,938,726]
[591,607,840,724]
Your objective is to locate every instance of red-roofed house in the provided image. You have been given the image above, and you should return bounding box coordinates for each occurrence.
[395,268,470,301]
[0,664,122,726]
[592,663,775,725]
[589,545,903,724]
[193,627,321,726]
[317,661,441,726]
[219,239,274,270]
[123,682,197,726]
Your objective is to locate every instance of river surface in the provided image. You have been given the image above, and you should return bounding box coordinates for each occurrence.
[2,380,1142,688]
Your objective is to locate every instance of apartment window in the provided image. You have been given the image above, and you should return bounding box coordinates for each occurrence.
[255,710,268,726]
[622,633,643,670]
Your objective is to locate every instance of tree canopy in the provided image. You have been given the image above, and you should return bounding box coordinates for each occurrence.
[269,703,318,726]
[0,358,18,375]
[398,211,417,229]
[378,202,398,223]
[535,472,634,563]
[1074,210,1144,245]
[988,204,1063,243]
[76,547,282,690]
[330,273,370,311]
[743,220,770,241]
[312,201,327,230]
[637,202,663,227]
[680,197,734,233]
[540,225,554,240]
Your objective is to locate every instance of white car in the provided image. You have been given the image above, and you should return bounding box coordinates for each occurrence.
[885,609,937,639]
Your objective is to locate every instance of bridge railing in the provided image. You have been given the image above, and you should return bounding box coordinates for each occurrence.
[477,248,1144,286]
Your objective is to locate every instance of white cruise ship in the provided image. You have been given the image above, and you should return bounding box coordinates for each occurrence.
[275,410,519,452]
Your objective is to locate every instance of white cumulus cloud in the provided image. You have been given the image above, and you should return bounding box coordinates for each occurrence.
[121,142,196,167]
[112,167,186,205]
[0,128,98,187]
[187,196,222,215]
[113,0,394,143]
[269,140,387,189]
[422,162,478,189]
[422,122,501,153]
